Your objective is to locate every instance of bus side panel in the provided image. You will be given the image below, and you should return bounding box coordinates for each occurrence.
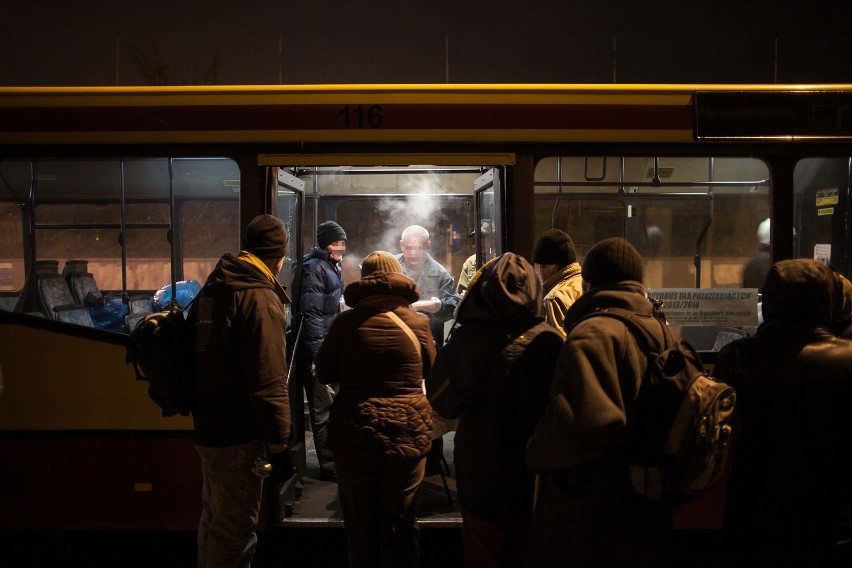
[0,436,201,531]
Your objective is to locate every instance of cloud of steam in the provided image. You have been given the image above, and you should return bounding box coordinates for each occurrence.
[339,171,455,284]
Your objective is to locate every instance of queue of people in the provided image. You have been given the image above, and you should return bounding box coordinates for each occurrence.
[190,217,852,567]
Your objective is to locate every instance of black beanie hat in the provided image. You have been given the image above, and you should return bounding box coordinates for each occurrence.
[532,229,577,267]
[244,214,289,259]
[317,221,347,249]
[582,237,644,286]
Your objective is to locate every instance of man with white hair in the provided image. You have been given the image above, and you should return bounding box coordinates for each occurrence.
[396,224,460,348]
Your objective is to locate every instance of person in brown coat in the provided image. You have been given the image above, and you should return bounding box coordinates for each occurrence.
[314,251,436,568]
[192,214,292,568]
[526,237,673,567]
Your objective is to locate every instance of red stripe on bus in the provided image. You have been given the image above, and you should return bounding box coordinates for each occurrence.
[0,104,694,132]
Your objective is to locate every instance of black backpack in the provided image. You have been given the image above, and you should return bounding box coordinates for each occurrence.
[577,307,736,502]
[125,299,196,417]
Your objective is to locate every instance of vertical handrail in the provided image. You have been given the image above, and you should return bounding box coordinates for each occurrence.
[119,160,129,303]
[168,158,178,307]
[694,158,715,288]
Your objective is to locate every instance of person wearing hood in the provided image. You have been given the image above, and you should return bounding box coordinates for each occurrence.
[191,214,293,567]
[525,237,673,567]
[314,251,436,568]
[715,259,852,566]
[532,228,584,337]
[830,268,852,339]
[427,252,563,568]
[288,219,347,482]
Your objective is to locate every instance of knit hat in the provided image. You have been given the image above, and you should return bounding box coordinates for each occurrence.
[244,214,289,259]
[532,229,577,267]
[317,220,347,249]
[361,251,402,277]
[582,237,644,286]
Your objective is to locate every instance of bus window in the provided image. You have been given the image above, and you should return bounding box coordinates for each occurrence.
[535,156,771,288]
[4,157,240,330]
[0,202,24,300]
[179,200,240,285]
[794,157,851,277]
[534,156,771,350]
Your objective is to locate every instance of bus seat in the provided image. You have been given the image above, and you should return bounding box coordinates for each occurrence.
[63,260,103,306]
[128,296,154,314]
[61,259,89,278]
[13,260,61,314]
[56,306,95,327]
[36,275,88,323]
[125,311,147,333]
[68,273,102,306]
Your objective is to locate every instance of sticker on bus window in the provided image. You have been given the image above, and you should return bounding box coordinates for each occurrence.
[815,187,839,206]
[646,288,759,326]
[814,244,831,264]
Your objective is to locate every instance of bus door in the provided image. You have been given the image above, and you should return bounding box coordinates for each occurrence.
[473,168,503,267]
[273,167,305,300]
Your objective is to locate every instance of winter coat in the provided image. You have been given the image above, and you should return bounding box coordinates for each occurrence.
[191,252,291,448]
[396,253,460,345]
[291,247,344,358]
[541,261,583,336]
[715,259,852,565]
[315,272,436,459]
[456,253,477,293]
[428,252,563,519]
[526,281,673,567]
[830,269,852,338]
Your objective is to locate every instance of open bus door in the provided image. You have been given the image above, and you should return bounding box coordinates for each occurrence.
[272,167,305,523]
[274,167,305,296]
[473,168,503,268]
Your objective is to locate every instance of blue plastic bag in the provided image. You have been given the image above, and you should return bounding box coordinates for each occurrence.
[88,296,130,333]
[153,280,202,310]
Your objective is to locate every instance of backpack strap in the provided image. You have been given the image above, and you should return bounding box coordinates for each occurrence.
[501,321,559,372]
[574,307,667,355]
[382,310,421,356]
[574,306,704,374]
[380,308,427,394]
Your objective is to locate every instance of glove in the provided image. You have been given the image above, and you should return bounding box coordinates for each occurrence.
[268,450,295,484]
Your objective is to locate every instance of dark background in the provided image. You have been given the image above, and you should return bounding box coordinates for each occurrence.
[1,1,851,86]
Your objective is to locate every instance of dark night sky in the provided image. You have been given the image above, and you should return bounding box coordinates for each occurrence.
[1,1,851,86]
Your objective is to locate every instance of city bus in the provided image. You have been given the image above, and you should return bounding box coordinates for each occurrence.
[1,84,850,533]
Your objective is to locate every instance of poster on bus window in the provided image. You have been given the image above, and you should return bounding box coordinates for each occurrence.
[646,288,759,326]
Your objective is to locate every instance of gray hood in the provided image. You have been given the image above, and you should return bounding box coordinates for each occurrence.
[455,252,543,326]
